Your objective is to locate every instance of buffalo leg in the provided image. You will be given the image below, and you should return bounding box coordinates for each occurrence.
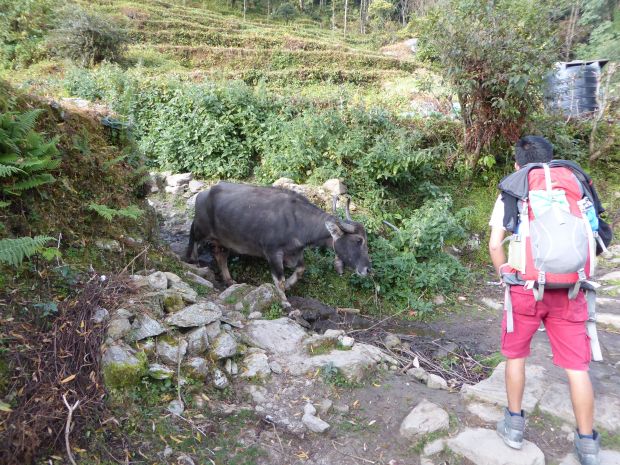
[285,256,305,290]
[214,246,233,286]
[267,251,291,309]
[185,221,198,263]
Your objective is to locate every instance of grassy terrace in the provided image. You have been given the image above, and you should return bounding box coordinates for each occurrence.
[72,0,417,92]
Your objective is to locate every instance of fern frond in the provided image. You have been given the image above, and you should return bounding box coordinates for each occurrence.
[15,110,43,137]
[0,235,54,267]
[0,153,19,164]
[88,203,115,221]
[0,164,24,178]
[0,200,11,208]
[88,203,143,221]
[9,173,55,192]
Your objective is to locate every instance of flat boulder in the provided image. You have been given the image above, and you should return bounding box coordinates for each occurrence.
[461,362,546,411]
[399,399,449,439]
[242,318,307,354]
[165,302,223,328]
[130,314,166,341]
[559,450,620,465]
[240,352,271,379]
[240,284,279,313]
[447,427,544,465]
[211,332,238,359]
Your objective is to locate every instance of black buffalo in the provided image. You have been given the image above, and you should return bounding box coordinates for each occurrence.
[186,182,371,308]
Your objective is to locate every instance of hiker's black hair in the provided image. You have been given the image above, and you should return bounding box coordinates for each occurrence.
[514,136,553,166]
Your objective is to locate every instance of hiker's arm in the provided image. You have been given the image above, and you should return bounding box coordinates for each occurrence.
[489,226,506,277]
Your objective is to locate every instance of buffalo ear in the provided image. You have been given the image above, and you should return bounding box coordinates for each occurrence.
[325,220,343,240]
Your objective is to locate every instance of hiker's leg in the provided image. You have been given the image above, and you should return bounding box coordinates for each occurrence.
[566,369,594,436]
[505,357,526,413]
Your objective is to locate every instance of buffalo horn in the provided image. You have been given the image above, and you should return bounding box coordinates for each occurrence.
[344,196,352,221]
[338,219,356,233]
[332,195,338,214]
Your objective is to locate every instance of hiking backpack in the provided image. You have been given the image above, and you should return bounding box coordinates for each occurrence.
[501,163,605,361]
[506,164,598,301]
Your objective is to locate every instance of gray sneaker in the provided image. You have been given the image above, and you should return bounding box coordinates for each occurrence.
[574,430,600,465]
[496,408,525,449]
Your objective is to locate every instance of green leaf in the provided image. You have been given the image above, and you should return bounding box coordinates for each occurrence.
[0,235,54,267]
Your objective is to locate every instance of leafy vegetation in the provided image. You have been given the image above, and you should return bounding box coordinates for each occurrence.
[50,8,127,66]
[88,203,142,221]
[0,235,54,267]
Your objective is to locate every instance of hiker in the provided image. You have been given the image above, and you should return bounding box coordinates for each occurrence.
[488,136,612,465]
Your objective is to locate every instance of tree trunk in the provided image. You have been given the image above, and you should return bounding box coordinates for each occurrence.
[564,2,580,61]
[300,0,305,11]
[267,0,270,15]
[343,0,348,37]
[243,0,247,20]
[332,0,336,30]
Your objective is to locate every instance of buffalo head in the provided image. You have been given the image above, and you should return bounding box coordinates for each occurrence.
[326,195,371,276]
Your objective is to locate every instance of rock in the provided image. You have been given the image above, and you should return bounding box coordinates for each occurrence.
[211,332,238,359]
[481,297,503,311]
[164,272,182,283]
[188,179,205,193]
[304,403,317,416]
[466,402,503,423]
[186,326,209,355]
[241,284,279,313]
[147,271,168,290]
[242,318,308,354]
[399,400,449,439]
[317,399,333,415]
[186,193,199,210]
[107,315,132,341]
[597,313,620,329]
[205,320,221,340]
[148,363,174,380]
[163,293,185,313]
[433,341,457,359]
[95,239,122,252]
[322,179,347,195]
[339,336,355,348]
[184,271,214,290]
[165,302,223,328]
[92,306,109,323]
[269,360,283,374]
[240,352,270,379]
[461,362,546,411]
[248,311,262,320]
[167,399,184,416]
[423,438,446,456]
[221,311,245,328]
[448,428,544,465]
[333,403,350,413]
[177,454,195,465]
[384,333,401,349]
[302,413,330,433]
[212,368,229,389]
[559,450,620,465]
[219,283,253,303]
[433,295,446,305]
[102,343,141,368]
[185,357,209,379]
[246,385,268,404]
[599,271,620,282]
[165,172,192,187]
[167,280,198,303]
[156,339,188,365]
[131,314,166,341]
[163,445,173,458]
[539,381,620,432]
[224,358,238,375]
[407,367,429,383]
[426,373,448,390]
[273,177,295,187]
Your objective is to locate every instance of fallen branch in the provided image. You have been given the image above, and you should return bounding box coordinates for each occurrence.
[62,393,81,465]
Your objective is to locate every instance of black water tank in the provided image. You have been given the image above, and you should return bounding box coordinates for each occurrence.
[546,60,609,117]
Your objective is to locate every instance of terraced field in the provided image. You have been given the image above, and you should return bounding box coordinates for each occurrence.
[77,0,421,96]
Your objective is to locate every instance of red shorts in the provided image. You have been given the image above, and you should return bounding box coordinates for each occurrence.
[501,286,591,371]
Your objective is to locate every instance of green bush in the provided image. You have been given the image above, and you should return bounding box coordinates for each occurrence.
[0,0,55,69]
[51,9,127,66]
[272,3,298,23]
[358,196,468,314]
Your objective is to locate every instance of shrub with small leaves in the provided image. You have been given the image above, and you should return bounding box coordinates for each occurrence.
[51,9,127,66]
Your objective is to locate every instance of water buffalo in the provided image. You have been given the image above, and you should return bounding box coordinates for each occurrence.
[186,182,371,309]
